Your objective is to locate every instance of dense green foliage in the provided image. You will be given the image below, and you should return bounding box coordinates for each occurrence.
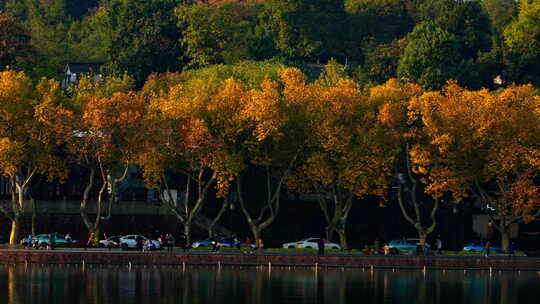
[1,0,540,89]
[397,22,462,90]
[0,12,34,70]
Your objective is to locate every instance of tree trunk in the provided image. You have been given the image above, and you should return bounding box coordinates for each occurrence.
[9,214,21,245]
[80,167,103,244]
[500,227,510,253]
[249,224,262,249]
[336,228,347,249]
[417,230,427,248]
[318,185,353,249]
[207,197,229,238]
[325,226,334,242]
[183,222,191,247]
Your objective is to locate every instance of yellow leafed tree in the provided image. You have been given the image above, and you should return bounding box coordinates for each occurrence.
[408,82,540,251]
[0,70,68,244]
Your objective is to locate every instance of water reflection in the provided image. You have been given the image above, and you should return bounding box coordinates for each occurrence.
[0,265,538,304]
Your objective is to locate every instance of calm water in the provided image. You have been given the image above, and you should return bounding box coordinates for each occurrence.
[0,265,538,304]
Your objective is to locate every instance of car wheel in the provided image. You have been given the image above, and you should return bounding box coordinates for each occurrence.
[305,246,312,249]
[121,243,128,250]
[98,243,105,248]
[332,246,339,249]
[288,246,295,248]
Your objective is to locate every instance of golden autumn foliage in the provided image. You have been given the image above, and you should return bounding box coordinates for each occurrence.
[0,70,70,244]
[408,82,540,225]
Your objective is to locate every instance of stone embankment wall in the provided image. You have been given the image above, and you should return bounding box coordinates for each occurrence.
[1,250,539,271]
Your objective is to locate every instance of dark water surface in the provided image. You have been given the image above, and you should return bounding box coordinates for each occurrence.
[0,265,538,304]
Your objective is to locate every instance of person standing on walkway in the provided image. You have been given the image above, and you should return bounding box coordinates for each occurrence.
[169,234,176,252]
[181,234,189,252]
[245,237,252,254]
[257,239,264,253]
[485,240,492,258]
[508,241,515,258]
[85,232,94,250]
[383,244,391,256]
[211,236,219,252]
[436,237,442,254]
[49,233,56,250]
[234,236,240,250]
[317,238,325,256]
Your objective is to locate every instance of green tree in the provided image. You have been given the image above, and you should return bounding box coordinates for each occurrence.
[397,22,463,90]
[362,38,408,84]
[503,0,540,85]
[482,0,518,34]
[0,12,34,71]
[71,0,184,86]
[176,1,272,68]
[418,0,492,60]
[66,6,109,63]
[260,0,349,62]
[26,0,72,78]
[345,0,414,44]
[3,0,28,20]
[105,0,184,85]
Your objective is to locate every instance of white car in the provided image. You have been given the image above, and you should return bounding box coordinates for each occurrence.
[98,235,122,248]
[119,235,161,250]
[282,238,341,249]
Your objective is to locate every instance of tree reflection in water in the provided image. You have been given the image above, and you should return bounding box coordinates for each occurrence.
[0,265,538,304]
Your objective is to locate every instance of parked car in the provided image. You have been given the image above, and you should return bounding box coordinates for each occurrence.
[119,235,161,251]
[282,238,341,249]
[33,233,81,248]
[218,237,256,248]
[463,240,502,252]
[98,236,123,248]
[191,238,214,248]
[388,239,431,252]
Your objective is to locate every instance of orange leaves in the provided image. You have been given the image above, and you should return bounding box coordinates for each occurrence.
[244,77,282,141]
[80,91,147,161]
[284,76,410,200]
[409,81,540,221]
[495,172,540,223]
[0,70,33,126]
[0,70,68,182]
[0,137,24,177]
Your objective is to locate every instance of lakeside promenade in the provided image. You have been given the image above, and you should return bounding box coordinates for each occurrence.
[1,249,539,271]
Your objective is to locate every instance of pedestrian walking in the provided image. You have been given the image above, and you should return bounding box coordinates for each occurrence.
[485,240,492,258]
[136,236,144,251]
[245,237,252,254]
[85,232,94,250]
[49,233,56,250]
[317,238,325,256]
[180,234,189,252]
[168,234,175,252]
[383,244,391,256]
[436,237,442,254]
[233,236,240,250]
[211,237,219,252]
[23,234,33,249]
[508,241,515,258]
